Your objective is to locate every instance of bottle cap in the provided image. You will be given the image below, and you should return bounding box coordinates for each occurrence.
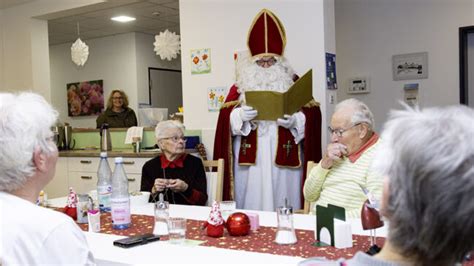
[115,157,123,163]
[100,152,108,158]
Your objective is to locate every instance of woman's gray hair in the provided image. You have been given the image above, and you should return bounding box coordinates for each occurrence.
[372,104,474,265]
[335,98,374,129]
[0,92,58,192]
[155,120,185,140]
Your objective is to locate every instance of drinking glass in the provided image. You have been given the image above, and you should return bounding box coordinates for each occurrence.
[220,200,236,221]
[153,201,169,236]
[168,217,187,244]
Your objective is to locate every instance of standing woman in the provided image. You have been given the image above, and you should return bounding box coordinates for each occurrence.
[141,120,208,205]
[96,89,137,128]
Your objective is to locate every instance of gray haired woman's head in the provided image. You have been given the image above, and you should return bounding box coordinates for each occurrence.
[0,92,58,192]
[373,104,474,265]
[335,98,375,130]
[155,120,185,140]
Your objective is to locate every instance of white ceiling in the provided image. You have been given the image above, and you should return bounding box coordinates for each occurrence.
[0,0,34,9]
[33,0,180,45]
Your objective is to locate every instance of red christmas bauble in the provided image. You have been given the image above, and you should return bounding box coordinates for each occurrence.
[226,212,250,236]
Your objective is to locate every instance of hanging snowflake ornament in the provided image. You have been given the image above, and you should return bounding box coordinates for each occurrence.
[71,38,89,66]
[154,29,181,61]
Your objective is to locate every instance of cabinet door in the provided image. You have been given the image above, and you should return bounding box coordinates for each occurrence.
[68,171,97,194]
[108,157,149,174]
[68,157,100,172]
[44,157,68,198]
[127,174,142,193]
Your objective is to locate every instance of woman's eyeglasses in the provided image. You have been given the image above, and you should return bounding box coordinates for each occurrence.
[162,136,187,143]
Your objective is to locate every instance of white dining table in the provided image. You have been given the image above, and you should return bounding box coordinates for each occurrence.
[48,197,387,265]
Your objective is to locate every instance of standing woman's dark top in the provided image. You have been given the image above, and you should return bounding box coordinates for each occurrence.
[96,89,137,128]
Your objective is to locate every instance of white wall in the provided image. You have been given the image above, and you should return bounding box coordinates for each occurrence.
[180,0,331,158]
[0,0,104,101]
[0,10,3,86]
[50,33,137,128]
[135,32,181,105]
[469,33,474,107]
[335,0,474,131]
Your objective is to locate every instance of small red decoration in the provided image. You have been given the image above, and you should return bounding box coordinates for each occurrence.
[226,212,250,236]
[361,200,384,230]
[63,187,78,220]
[203,201,226,238]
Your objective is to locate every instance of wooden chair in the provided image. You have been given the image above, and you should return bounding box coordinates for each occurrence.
[303,160,317,214]
[202,159,224,206]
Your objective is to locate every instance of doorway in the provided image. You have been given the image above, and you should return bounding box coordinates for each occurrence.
[459,26,474,107]
[148,67,182,114]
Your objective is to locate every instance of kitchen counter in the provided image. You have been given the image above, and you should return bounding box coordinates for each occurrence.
[58,149,197,158]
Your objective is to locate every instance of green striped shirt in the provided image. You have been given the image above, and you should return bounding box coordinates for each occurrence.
[303,140,382,218]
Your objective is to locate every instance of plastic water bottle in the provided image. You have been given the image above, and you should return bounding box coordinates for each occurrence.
[110,157,131,229]
[97,152,112,212]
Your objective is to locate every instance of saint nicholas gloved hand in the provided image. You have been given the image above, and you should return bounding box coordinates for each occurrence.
[239,105,258,122]
[277,114,297,129]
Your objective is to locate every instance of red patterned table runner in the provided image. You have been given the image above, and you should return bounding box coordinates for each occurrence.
[75,212,385,260]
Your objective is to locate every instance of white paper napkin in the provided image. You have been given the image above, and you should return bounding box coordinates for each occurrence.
[124,126,144,144]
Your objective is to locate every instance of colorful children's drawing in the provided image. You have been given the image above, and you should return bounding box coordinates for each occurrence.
[191,48,211,74]
[207,87,227,112]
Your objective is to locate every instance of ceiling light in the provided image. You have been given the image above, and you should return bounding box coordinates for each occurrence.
[111,16,136,23]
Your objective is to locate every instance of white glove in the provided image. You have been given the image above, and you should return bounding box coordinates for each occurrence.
[276,114,297,129]
[239,106,258,122]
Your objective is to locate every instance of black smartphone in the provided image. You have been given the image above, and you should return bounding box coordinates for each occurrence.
[113,233,160,248]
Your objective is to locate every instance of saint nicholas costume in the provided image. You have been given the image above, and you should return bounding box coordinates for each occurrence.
[213,9,322,211]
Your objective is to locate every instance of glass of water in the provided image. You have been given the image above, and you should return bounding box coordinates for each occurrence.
[220,200,236,221]
[168,217,186,244]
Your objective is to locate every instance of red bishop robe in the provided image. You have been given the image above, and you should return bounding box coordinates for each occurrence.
[213,84,322,207]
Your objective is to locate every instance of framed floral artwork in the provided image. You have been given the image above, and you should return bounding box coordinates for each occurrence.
[67,80,104,117]
[191,48,211,74]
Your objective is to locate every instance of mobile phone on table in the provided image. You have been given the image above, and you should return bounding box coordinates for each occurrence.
[113,233,160,248]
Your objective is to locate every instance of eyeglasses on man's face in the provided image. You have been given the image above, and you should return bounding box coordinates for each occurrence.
[256,57,277,67]
[328,123,361,137]
[162,136,187,143]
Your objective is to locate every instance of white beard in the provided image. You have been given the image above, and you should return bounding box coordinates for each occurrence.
[236,57,295,94]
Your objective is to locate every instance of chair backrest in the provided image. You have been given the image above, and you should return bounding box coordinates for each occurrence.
[202,159,224,206]
[303,160,317,214]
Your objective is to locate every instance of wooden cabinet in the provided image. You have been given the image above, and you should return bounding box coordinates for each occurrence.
[45,156,150,197]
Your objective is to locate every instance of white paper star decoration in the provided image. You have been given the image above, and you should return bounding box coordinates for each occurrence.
[154,30,181,61]
[71,38,89,66]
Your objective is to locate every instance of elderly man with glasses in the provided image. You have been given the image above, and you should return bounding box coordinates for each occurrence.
[303,98,382,218]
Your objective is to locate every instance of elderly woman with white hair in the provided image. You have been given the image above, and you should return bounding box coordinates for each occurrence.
[0,92,95,265]
[301,105,474,265]
[141,120,208,205]
[303,98,382,218]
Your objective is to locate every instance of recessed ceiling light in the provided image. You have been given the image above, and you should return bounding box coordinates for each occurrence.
[111,16,136,23]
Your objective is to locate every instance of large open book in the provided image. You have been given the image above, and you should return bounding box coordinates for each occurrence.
[245,69,313,121]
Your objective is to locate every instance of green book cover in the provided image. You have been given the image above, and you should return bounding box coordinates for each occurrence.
[245,69,313,121]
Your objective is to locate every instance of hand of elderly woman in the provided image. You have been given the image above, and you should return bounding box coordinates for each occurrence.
[153,178,169,193]
[167,179,189,192]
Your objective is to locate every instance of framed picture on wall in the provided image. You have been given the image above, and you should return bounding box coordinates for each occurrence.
[67,80,104,117]
[392,52,428,81]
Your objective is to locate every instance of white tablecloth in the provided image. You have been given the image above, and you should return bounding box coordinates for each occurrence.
[48,197,387,265]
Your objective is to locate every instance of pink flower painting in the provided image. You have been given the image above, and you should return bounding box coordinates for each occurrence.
[67,80,104,117]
